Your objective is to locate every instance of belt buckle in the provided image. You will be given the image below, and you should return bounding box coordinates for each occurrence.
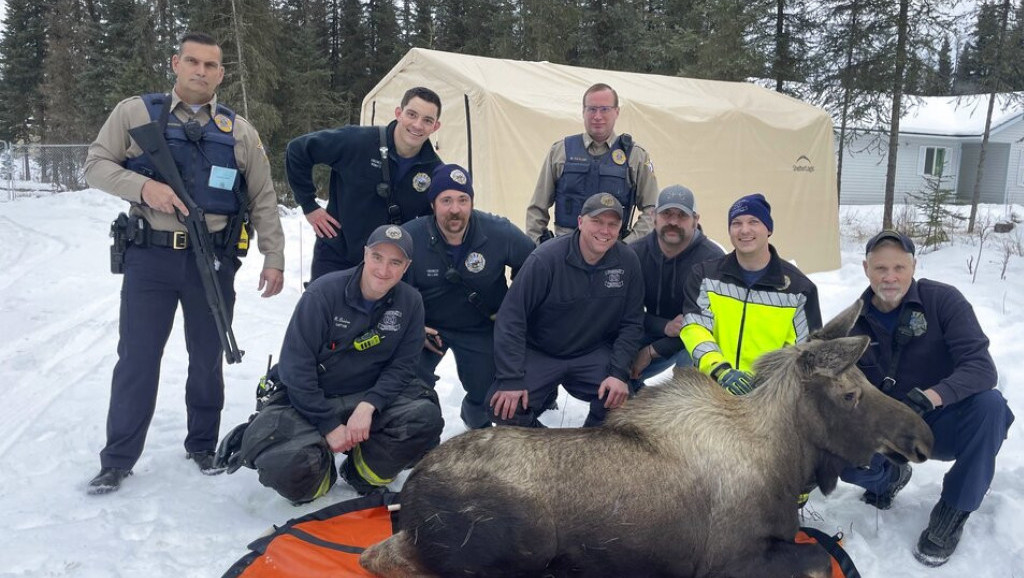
[172,231,188,250]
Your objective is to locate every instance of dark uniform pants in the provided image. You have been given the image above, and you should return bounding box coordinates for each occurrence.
[840,389,1014,511]
[637,335,693,387]
[487,345,615,428]
[311,236,356,282]
[254,380,443,499]
[100,244,237,470]
[416,325,496,428]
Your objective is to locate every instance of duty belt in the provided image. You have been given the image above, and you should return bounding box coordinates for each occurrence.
[146,228,232,250]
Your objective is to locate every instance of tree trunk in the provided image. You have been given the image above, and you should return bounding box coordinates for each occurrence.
[230,0,250,119]
[968,0,1011,233]
[882,0,909,229]
[836,2,860,204]
[775,0,785,92]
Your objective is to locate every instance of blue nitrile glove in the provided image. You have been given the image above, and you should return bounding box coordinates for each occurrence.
[711,363,755,396]
[903,387,935,416]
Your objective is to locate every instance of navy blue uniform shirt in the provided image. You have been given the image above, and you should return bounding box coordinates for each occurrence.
[286,120,442,265]
[403,210,535,330]
[278,265,426,435]
[629,228,724,356]
[493,231,645,390]
[853,278,997,405]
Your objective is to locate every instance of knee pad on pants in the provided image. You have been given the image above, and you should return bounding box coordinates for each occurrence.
[254,441,336,503]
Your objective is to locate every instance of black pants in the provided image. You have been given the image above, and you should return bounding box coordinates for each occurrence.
[310,236,356,282]
[250,381,443,499]
[100,244,237,470]
[416,325,496,428]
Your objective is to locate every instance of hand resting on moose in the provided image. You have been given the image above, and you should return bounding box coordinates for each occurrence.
[361,302,934,578]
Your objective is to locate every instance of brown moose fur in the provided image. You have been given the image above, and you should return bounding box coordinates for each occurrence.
[361,303,934,578]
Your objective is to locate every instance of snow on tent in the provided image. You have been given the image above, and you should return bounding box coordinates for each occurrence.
[222,492,860,577]
[362,48,840,273]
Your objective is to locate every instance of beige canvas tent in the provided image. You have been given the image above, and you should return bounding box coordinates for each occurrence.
[361,48,839,273]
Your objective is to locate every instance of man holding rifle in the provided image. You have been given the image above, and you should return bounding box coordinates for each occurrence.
[83,32,285,494]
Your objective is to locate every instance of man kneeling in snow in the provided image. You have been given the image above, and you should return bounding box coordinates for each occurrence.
[223,225,443,503]
[840,230,1014,567]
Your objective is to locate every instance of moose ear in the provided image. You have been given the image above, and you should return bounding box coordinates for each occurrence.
[810,301,863,341]
[798,335,870,377]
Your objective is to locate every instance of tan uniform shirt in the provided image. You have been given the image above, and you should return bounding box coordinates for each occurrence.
[525,131,658,244]
[85,92,285,271]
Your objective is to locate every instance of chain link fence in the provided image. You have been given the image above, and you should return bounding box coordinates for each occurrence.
[1,142,90,201]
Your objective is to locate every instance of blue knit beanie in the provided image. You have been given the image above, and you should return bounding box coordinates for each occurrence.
[728,193,773,233]
[427,163,474,203]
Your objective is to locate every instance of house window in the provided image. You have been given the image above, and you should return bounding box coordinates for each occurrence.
[920,146,949,177]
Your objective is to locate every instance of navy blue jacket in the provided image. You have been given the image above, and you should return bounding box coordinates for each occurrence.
[277,265,426,435]
[629,229,724,356]
[403,210,535,330]
[286,120,442,265]
[493,231,645,389]
[853,278,997,406]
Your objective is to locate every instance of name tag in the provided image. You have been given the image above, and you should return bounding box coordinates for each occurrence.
[209,166,238,190]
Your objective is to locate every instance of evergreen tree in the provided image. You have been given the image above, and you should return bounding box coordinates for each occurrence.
[922,35,953,96]
[763,0,816,94]
[42,0,99,143]
[520,0,582,63]
[366,0,403,90]
[102,0,171,103]
[686,0,766,81]
[577,0,646,72]
[332,0,369,115]
[0,0,50,142]
[409,0,435,48]
[955,2,1003,94]
[908,169,962,251]
[182,0,284,141]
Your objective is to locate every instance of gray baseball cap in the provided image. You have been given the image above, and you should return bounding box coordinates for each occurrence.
[579,193,624,219]
[365,224,413,260]
[657,185,696,215]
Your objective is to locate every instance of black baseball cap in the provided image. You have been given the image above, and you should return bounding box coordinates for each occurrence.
[580,193,624,219]
[865,230,915,256]
[366,224,414,260]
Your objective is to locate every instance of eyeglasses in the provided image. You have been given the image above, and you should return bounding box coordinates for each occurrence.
[583,106,617,116]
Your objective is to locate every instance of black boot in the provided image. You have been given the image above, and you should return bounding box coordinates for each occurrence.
[862,461,912,510]
[187,451,227,475]
[339,457,390,496]
[87,467,132,495]
[914,500,971,567]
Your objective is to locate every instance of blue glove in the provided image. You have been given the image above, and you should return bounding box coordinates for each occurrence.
[903,387,934,416]
[711,363,755,396]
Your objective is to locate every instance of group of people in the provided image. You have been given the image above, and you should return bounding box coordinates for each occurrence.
[83,32,1013,568]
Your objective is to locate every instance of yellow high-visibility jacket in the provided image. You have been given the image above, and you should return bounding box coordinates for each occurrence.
[680,247,822,375]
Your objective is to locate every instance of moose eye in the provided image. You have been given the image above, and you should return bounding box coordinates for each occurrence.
[844,392,857,403]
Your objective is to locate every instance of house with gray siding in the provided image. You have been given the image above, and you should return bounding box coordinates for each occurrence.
[838,93,1024,206]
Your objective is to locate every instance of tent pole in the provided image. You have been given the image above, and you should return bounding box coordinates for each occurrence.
[464,94,473,174]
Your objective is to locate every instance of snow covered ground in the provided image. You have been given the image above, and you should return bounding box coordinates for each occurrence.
[0,189,1021,577]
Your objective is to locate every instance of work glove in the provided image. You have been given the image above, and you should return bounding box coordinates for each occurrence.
[711,363,756,396]
[903,387,934,416]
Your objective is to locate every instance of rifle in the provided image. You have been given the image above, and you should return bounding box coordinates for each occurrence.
[618,133,637,240]
[128,121,244,364]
